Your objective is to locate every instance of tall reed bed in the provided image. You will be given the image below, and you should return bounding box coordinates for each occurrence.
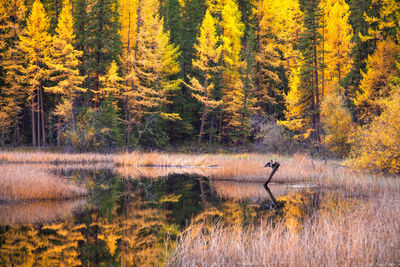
[169,192,400,266]
[0,165,87,202]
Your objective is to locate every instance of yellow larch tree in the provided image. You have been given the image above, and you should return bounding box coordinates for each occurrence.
[354,38,399,124]
[323,0,354,97]
[252,0,302,116]
[46,0,86,146]
[360,0,400,43]
[350,90,400,174]
[278,62,314,140]
[252,0,282,114]
[0,0,26,146]
[320,84,353,156]
[220,0,248,143]
[118,0,138,145]
[97,60,123,108]
[123,0,181,146]
[186,9,222,146]
[19,0,52,147]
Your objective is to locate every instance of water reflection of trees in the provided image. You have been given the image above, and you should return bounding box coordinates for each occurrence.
[0,168,337,266]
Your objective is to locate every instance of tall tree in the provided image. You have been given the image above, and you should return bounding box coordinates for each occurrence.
[323,0,354,98]
[20,0,52,147]
[123,0,180,146]
[46,0,86,146]
[220,0,248,144]
[0,0,27,146]
[252,0,283,116]
[186,10,222,146]
[299,0,323,142]
[280,0,323,143]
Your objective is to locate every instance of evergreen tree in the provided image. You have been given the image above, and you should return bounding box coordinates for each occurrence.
[86,0,122,106]
[165,0,184,49]
[299,0,323,142]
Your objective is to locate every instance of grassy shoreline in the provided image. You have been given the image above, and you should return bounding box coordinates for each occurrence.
[0,164,87,203]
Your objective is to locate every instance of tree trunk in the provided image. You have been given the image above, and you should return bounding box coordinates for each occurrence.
[31,95,37,147]
[198,78,208,147]
[208,112,214,145]
[37,89,41,148]
[57,116,61,147]
[40,86,46,146]
[313,16,320,143]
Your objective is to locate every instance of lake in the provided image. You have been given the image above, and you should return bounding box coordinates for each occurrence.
[0,164,365,265]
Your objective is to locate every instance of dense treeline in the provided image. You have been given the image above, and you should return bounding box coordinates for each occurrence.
[0,0,399,169]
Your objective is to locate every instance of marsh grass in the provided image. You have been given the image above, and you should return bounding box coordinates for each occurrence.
[0,151,114,164]
[0,165,87,202]
[169,193,400,266]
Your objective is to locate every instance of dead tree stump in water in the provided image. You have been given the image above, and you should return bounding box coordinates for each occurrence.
[264,161,280,206]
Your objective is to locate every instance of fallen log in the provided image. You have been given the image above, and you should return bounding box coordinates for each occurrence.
[263,161,280,206]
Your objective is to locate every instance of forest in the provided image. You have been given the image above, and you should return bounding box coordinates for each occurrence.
[0,0,399,173]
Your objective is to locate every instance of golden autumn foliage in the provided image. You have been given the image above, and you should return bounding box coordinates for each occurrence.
[320,86,353,156]
[220,0,249,142]
[350,91,400,174]
[123,0,181,128]
[354,38,399,124]
[47,0,85,133]
[97,60,123,108]
[0,0,26,145]
[322,0,353,85]
[187,9,222,145]
[279,63,314,140]
[252,0,302,113]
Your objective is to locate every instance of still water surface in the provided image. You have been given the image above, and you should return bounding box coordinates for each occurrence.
[0,165,328,266]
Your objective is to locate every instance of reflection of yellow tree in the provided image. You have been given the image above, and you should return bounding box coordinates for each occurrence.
[278,192,311,232]
[0,222,84,266]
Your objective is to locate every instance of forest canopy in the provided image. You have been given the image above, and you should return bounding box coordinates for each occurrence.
[0,0,399,172]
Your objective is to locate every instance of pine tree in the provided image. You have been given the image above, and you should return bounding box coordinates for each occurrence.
[0,0,27,146]
[186,10,222,146]
[20,0,52,147]
[46,0,86,146]
[86,0,122,107]
[73,0,89,54]
[165,0,184,49]
[298,0,323,142]
[220,0,248,143]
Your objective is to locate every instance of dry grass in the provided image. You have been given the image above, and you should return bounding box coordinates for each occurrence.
[0,151,114,164]
[0,199,86,225]
[0,165,87,202]
[169,192,400,266]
